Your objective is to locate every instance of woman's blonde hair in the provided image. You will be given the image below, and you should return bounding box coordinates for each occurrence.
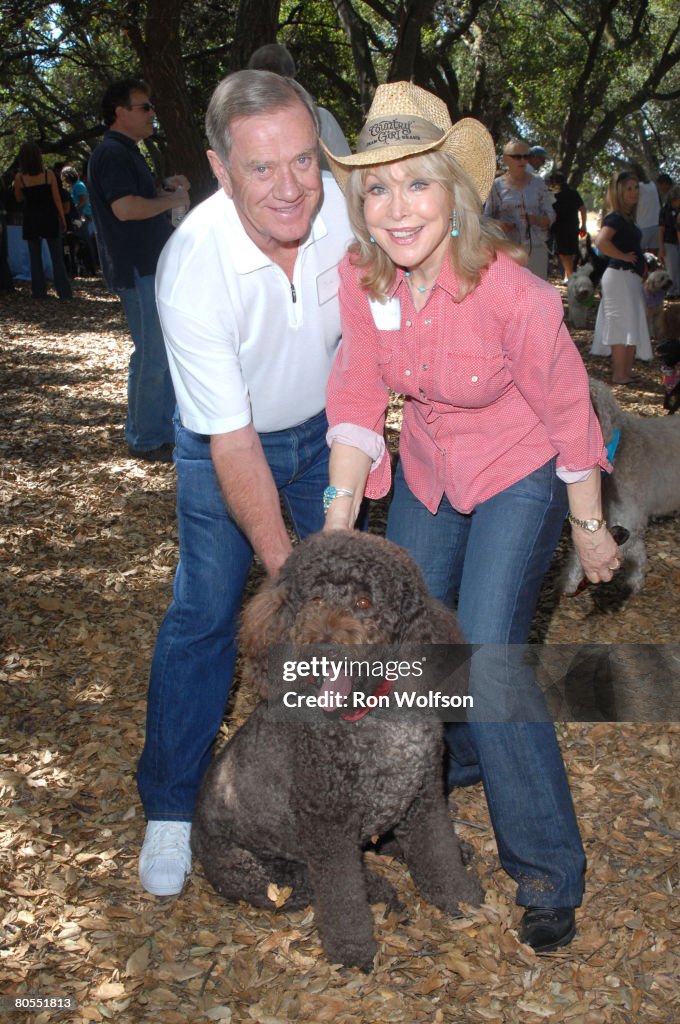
[344,151,524,301]
[602,170,639,223]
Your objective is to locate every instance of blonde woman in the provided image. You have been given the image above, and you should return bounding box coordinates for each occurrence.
[591,170,653,383]
[321,82,623,953]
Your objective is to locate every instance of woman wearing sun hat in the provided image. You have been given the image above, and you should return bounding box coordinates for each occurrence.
[321,81,623,953]
[483,138,555,279]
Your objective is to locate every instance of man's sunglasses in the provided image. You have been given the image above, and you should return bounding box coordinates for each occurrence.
[507,154,529,160]
[128,102,155,112]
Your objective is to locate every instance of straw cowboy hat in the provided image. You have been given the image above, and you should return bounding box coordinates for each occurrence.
[321,81,496,203]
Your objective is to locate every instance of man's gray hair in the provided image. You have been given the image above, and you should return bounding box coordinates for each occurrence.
[205,70,320,167]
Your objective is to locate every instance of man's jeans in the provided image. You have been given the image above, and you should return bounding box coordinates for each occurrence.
[387,458,586,908]
[117,270,175,452]
[137,410,330,820]
[27,236,72,300]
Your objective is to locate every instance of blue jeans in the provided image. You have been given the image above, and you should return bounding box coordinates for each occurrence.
[27,236,72,300]
[117,270,175,452]
[387,458,586,907]
[137,409,330,820]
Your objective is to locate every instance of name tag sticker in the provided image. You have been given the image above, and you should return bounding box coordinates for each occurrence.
[317,266,339,305]
[369,296,401,331]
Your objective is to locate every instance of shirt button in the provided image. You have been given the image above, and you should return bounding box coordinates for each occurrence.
[405,369,411,376]
[405,320,412,327]
[424,318,432,326]
[471,375,479,382]
[422,363,429,370]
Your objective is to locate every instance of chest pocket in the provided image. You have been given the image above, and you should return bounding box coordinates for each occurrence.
[433,352,508,408]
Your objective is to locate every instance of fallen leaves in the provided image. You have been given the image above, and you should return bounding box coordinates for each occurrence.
[1,280,679,1023]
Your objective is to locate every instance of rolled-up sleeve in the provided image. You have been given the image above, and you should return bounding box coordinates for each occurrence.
[326,258,392,497]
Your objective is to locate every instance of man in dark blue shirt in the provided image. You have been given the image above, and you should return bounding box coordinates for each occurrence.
[89,78,190,461]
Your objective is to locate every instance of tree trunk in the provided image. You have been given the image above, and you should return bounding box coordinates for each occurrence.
[229,0,282,72]
[125,0,214,202]
[333,0,378,113]
[388,0,435,83]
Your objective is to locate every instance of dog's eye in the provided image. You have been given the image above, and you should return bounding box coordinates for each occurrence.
[354,595,372,611]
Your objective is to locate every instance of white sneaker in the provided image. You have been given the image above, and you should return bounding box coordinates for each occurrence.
[139,820,192,896]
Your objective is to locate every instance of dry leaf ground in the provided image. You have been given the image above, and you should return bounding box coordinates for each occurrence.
[1,279,678,1024]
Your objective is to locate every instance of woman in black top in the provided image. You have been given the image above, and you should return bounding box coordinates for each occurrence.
[13,142,72,300]
[590,170,652,383]
[549,171,586,281]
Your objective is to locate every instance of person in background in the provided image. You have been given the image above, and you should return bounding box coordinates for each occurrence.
[527,144,548,175]
[631,163,660,255]
[591,170,653,382]
[88,78,189,462]
[13,142,72,301]
[247,43,351,172]
[549,170,587,281]
[321,81,622,954]
[656,172,673,204]
[61,165,98,275]
[484,138,555,279]
[0,180,15,292]
[658,182,680,299]
[136,70,352,897]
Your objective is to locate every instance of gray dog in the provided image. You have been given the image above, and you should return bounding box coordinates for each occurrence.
[562,378,680,593]
[192,530,482,971]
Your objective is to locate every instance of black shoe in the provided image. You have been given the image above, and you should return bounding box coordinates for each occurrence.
[519,907,576,953]
[128,443,175,463]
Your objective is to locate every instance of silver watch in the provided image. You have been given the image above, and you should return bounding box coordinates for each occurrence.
[567,513,607,533]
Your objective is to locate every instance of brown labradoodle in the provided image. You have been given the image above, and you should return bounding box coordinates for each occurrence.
[192,530,483,971]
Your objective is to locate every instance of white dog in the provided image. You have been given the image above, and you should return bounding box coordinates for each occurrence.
[644,269,673,338]
[562,378,680,594]
[567,263,595,328]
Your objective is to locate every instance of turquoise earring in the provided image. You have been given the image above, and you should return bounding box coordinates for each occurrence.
[369,235,376,244]
[451,210,460,237]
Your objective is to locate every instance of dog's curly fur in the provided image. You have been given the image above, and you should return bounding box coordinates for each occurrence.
[192,530,483,971]
[567,263,595,329]
[644,269,674,338]
[562,378,680,594]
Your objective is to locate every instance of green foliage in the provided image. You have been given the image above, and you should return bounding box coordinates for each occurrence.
[1,0,679,197]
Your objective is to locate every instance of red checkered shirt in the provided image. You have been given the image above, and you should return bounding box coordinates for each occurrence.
[326,251,610,514]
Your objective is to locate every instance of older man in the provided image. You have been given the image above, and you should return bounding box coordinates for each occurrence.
[89,78,189,461]
[137,70,352,895]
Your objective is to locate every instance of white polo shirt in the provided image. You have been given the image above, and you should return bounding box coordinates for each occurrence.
[156,173,352,435]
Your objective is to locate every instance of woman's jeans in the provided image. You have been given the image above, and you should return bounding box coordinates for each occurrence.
[27,235,72,300]
[137,410,330,821]
[387,458,586,908]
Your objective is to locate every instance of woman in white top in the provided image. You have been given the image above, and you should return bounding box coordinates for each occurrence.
[483,139,555,279]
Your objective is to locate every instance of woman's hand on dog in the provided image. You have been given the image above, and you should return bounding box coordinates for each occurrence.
[571,525,622,584]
